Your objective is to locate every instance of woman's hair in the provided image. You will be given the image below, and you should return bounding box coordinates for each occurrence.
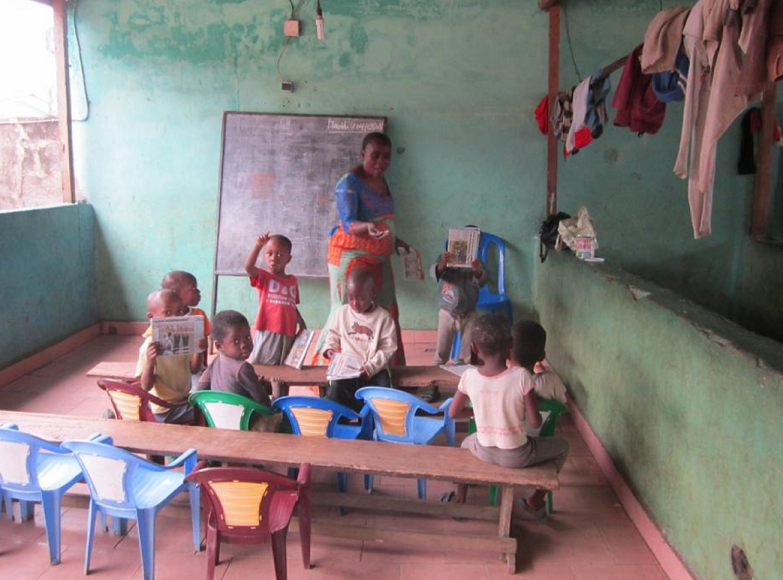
[362,132,392,150]
[211,310,249,343]
[471,314,512,356]
[511,320,546,367]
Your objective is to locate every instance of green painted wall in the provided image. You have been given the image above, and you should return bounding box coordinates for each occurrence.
[0,204,97,368]
[72,0,550,329]
[534,250,783,580]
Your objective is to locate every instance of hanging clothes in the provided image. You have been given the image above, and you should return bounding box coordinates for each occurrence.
[535,95,550,135]
[736,0,774,95]
[565,77,592,155]
[613,44,666,135]
[652,49,689,103]
[550,87,575,143]
[585,74,612,139]
[641,6,692,74]
[766,0,783,82]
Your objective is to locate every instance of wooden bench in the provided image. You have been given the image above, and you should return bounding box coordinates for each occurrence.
[86,361,460,390]
[0,410,558,573]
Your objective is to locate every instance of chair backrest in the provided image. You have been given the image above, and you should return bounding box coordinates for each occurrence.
[0,424,71,491]
[185,466,302,536]
[272,396,360,438]
[189,391,274,431]
[537,399,568,438]
[97,379,168,422]
[62,439,170,510]
[478,232,507,298]
[355,387,442,443]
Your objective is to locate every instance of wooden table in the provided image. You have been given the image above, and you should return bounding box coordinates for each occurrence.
[86,362,460,390]
[0,410,558,573]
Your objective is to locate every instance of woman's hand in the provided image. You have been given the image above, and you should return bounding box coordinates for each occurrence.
[367,223,390,240]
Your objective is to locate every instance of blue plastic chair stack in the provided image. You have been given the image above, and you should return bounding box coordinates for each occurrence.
[272,396,373,493]
[355,387,455,499]
[0,424,107,565]
[62,438,201,580]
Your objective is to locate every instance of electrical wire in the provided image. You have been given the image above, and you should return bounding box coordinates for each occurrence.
[562,0,582,81]
[276,0,308,82]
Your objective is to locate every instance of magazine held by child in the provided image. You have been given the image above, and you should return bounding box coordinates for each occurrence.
[326,352,364,381]
[151,315,205,357]
[447,227,481,267]
[284,328,316,369]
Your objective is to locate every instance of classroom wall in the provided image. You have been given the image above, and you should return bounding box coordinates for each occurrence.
[534,249,783,580]
[554,0,783,342]
[0,203,97,369]
[71,0,551,329]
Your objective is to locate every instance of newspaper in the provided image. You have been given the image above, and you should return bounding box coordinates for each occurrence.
[399,246,424,281]
[284,329,315,369]
[151,315,204,357]
[326,352,364,381]
[447,227,481,268]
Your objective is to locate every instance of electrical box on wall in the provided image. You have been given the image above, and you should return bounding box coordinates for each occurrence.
[284,19,300,37]
[281,81,294,92]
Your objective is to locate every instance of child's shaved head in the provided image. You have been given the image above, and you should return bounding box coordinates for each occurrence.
[146,289,183,319]
[347,268,374,290]
[511,321,546,367]
[472,314,512,356]
[161,271,196,291]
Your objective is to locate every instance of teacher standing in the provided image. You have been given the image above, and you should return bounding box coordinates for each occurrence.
[315,132,408,366]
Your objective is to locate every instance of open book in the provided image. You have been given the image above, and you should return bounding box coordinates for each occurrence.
[284,329,315,369]
[326,352,364,381]
[447,227,481,268]
[151,315,204,357]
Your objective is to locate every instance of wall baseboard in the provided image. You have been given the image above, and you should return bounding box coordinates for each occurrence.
[568,399,696,580]
[0,324,101,389]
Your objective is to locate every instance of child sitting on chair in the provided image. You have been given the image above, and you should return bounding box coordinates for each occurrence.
[244,232,306,399]
[448,313,569,519]
[197,310,281,432]
[161,270,210,385]
[135,289,207,424]
[510,320,567,436]
[431,250,488,365]
[322,268,398,412]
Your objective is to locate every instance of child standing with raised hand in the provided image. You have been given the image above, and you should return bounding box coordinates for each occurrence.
[322,268,398,412]
[448,314,569,519]
[244,232,306,398]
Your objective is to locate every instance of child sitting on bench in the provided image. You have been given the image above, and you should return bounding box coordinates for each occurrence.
[448,313,569,519]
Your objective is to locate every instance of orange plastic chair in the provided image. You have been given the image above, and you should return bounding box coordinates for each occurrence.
[185,462,312,580]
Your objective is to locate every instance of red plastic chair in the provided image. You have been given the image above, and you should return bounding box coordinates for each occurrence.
[185,462,312,580]
[97,379,192,423]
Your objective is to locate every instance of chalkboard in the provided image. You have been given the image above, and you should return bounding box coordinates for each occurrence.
[213,112,387,278]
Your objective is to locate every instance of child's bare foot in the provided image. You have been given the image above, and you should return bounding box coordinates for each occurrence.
[271,378,289,399]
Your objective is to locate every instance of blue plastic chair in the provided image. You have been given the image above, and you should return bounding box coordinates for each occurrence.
[355,388,455,499]
[476,232,512,321]
[0,424,109,565]
[272,396,373,493]
[62,438,201,580]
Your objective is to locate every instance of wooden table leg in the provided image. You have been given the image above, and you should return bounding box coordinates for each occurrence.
[498,485,516,573]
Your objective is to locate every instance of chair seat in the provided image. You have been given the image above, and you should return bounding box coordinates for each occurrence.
[408,417,447,444]
[37,454,83,491]
[333,421,362,440]
[132,470,185,509]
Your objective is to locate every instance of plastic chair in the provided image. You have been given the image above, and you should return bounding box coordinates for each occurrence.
[0,425,109,565]
[355,387,455,499]
[469,399,568,510]
[98,379,192,423]
[476,232,512,322]
[272,396,373,492]
[62,438,200,580]
[189,391,276,431]
[186,462,312,580]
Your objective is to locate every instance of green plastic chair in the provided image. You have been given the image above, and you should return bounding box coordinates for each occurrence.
[188,391,276,431]
[468,398,568,512]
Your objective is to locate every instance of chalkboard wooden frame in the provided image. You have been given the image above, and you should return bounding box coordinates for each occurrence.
[210,111,387,320]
